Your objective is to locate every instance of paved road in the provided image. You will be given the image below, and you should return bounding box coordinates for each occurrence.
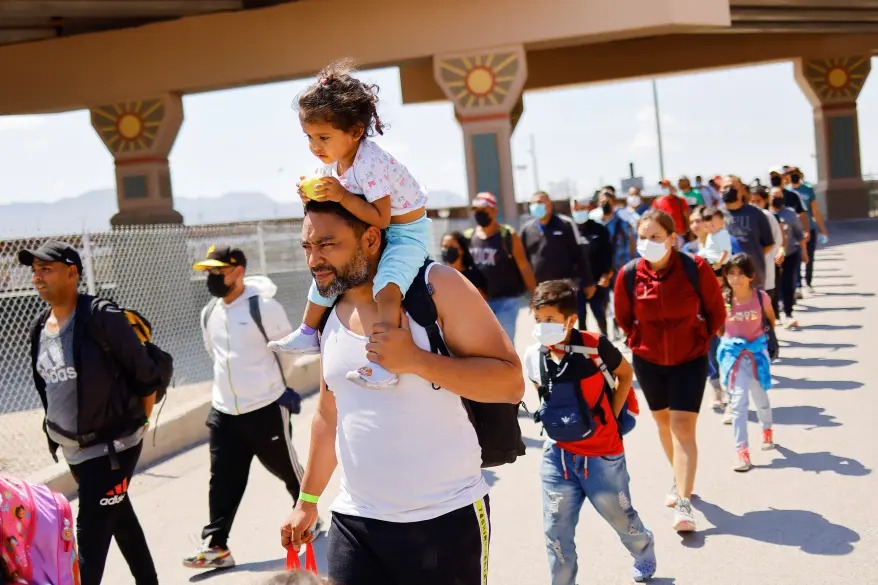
[92,223,876,585]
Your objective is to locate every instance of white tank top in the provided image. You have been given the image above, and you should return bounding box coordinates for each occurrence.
[321,305,489,523]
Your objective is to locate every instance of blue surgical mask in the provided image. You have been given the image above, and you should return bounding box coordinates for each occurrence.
[571,210,590,224]
[529,203,547,219]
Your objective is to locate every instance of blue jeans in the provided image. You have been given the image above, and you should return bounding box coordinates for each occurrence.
[309,216,431,307]
[707,335,721,389]
[488,296,521,341]
[729,355,772,452]
[541,442,654,585]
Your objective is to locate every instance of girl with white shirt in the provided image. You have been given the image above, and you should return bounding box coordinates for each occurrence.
[270,62,429,390]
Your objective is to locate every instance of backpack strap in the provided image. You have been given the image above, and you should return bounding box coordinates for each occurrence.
[499,225,514,259]
[678,252,707,322]
[562,332,616,389]
[622,258,640,303]
[201,298,219,331]
[248,295,288,387]
[402,260,447,356]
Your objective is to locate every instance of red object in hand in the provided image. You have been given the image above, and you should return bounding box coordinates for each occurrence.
[286,542,318,573]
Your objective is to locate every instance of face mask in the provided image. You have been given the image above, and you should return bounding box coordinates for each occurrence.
[441,247,460,264]
[721,187,739,204]
[533,322,568,347]
[207,273,232,298]
[571,210,590,224]
[789,173,801,184]
[636,238,670,263]
[627,195,642,208]
[529,203,547,220]
[769,176,783,188]
[474,211,492,227]
[601,202,613,215]
[588,207,605,224]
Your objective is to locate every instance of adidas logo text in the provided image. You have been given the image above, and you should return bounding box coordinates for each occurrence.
[100,494,126,506]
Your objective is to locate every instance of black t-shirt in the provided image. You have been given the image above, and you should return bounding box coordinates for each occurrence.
[520,215,594,286]
[782,189,807,215]
[461,266,488,294]
[577,220,614,282]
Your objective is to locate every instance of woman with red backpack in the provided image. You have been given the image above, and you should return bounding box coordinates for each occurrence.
[614,210,726,533]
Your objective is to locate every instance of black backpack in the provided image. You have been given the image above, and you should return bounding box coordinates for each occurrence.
[320,259,526,468]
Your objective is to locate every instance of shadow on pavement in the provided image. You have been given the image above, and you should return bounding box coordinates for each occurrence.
[188,534,332,582]
[779,340,855,351]
[771,375,863,391]
[522,436,545,450]
[749,406,840,429]
[796,304,864,314]
[762,445,871,476]
[817,291,875,298]
[775,357,857,368]
[798,323,862,331]
[685,497,860,555]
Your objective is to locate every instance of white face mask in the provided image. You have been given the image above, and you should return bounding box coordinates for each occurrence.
[627,195,642,208]
[533,322,568,347]
[637,238,670,263]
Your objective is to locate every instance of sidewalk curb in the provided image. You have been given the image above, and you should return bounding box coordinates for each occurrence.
[30,354,322,500]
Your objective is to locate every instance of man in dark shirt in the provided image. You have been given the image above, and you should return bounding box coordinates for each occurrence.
[571,194,614,334]
[721,177,776,288]
[521,191,596,300]
[769,166,809,241]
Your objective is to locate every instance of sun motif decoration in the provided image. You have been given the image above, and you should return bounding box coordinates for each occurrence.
[803,57,871,102]
[437,51,522,110]
[91,99,165,153]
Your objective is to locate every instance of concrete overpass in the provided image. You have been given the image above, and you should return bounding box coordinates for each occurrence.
[1,0,876,223]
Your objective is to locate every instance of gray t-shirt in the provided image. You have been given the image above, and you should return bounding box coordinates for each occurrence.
[775,207,805,255]
[38,314,142,465]
[725,205,774,288]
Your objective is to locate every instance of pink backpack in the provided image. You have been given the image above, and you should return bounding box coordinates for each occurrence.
[0,476,80,585]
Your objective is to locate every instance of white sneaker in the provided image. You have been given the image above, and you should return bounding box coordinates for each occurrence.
[734,449,752,472]
[784,319,800,331]
[346,362,399,390]
[673,498,696,532]
[183,538,235,569]
[722,404,733,425]
[268,327,320,355]
[806,285,815,296]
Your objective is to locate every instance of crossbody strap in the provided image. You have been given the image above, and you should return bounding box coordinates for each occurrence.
[248,296,287,387]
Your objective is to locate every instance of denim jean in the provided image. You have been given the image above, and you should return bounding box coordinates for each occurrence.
[707,335,721,389]
[728,355,772,452]
[488,296,521,342]
[308,216,431,307]
[541,442,654,585]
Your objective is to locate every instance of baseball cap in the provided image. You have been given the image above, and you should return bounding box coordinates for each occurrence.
[193,245,247,271]
[471,192,497,209]
[18,240,83,274]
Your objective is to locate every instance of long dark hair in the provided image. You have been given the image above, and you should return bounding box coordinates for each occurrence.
[444,231,476,270]
[296,60,385,137]
[721,253,757,305]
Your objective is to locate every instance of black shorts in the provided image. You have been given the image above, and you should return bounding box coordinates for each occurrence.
[632,354,709,413]
[327,496,490,585]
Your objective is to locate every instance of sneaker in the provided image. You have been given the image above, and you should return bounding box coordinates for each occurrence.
[346,362,399,390]
[722,404,733,425]
[268,327,320,355]
[761,429,775,451]
[734,449,752,472]
[806,285,815,296]
[711,386,724,410]
[183,538,235,569]
[632,555,657,583]
[673,498,696,532]
[795,289,803,300]
[784,319,799,331]
[664,482,678,508]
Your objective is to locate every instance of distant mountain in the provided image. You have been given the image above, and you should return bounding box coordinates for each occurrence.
[0,188,467,238]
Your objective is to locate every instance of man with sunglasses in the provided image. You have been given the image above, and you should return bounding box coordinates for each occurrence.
[183,245,311,569]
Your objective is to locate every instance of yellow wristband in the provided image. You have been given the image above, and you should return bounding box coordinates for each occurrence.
[299,492,319,504]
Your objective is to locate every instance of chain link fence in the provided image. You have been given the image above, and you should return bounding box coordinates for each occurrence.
[0,217,469,477]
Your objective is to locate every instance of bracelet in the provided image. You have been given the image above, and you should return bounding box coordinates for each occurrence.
[299,492,320,504]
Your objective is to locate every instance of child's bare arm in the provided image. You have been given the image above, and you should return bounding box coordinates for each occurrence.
[342,192,392,229]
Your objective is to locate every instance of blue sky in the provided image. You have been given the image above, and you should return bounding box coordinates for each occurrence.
[1,58,876,207]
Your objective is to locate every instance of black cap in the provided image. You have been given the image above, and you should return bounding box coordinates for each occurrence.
[193,245,247,271]
[18,240,83,274]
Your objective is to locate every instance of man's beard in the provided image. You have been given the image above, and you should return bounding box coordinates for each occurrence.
[314,246,371,298]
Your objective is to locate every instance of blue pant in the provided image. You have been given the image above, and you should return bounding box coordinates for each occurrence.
[576,286,609,334]
[487,296,521,342]
[542,442,654,585]
[308,216,431,307]
[707,334,721,388]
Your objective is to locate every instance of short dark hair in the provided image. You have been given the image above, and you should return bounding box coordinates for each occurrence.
[530,280,578,317]
[304,199,368,236]
[297,59,384,137]
[701,206,724,221]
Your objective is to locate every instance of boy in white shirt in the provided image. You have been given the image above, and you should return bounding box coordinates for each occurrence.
[698,207,732,271]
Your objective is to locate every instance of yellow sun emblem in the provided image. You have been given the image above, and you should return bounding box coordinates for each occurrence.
[804,57,870,102]
[437,52,522,109]
[91,99,165,154]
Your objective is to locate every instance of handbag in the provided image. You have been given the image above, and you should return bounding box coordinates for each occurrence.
[755,290,779,360]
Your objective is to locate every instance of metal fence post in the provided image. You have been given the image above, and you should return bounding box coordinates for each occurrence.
[257,222,268,275]
[81,230,97,295]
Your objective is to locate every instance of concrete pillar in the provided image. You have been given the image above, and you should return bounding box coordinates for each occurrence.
[90,95,184,226]
[434,46,527,224]
[794,56,871,219]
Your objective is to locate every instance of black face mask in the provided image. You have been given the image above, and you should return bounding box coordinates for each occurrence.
[789,173,801,184]
[769,176,783,188]
[722,187,739,204]
[601,202,613,215]
[474,211,492,227]
[441,247,461,264]
[207,273,232,298]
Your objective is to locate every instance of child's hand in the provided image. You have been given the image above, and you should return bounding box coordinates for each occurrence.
[316,176,348,203]
[296,176,315,206]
